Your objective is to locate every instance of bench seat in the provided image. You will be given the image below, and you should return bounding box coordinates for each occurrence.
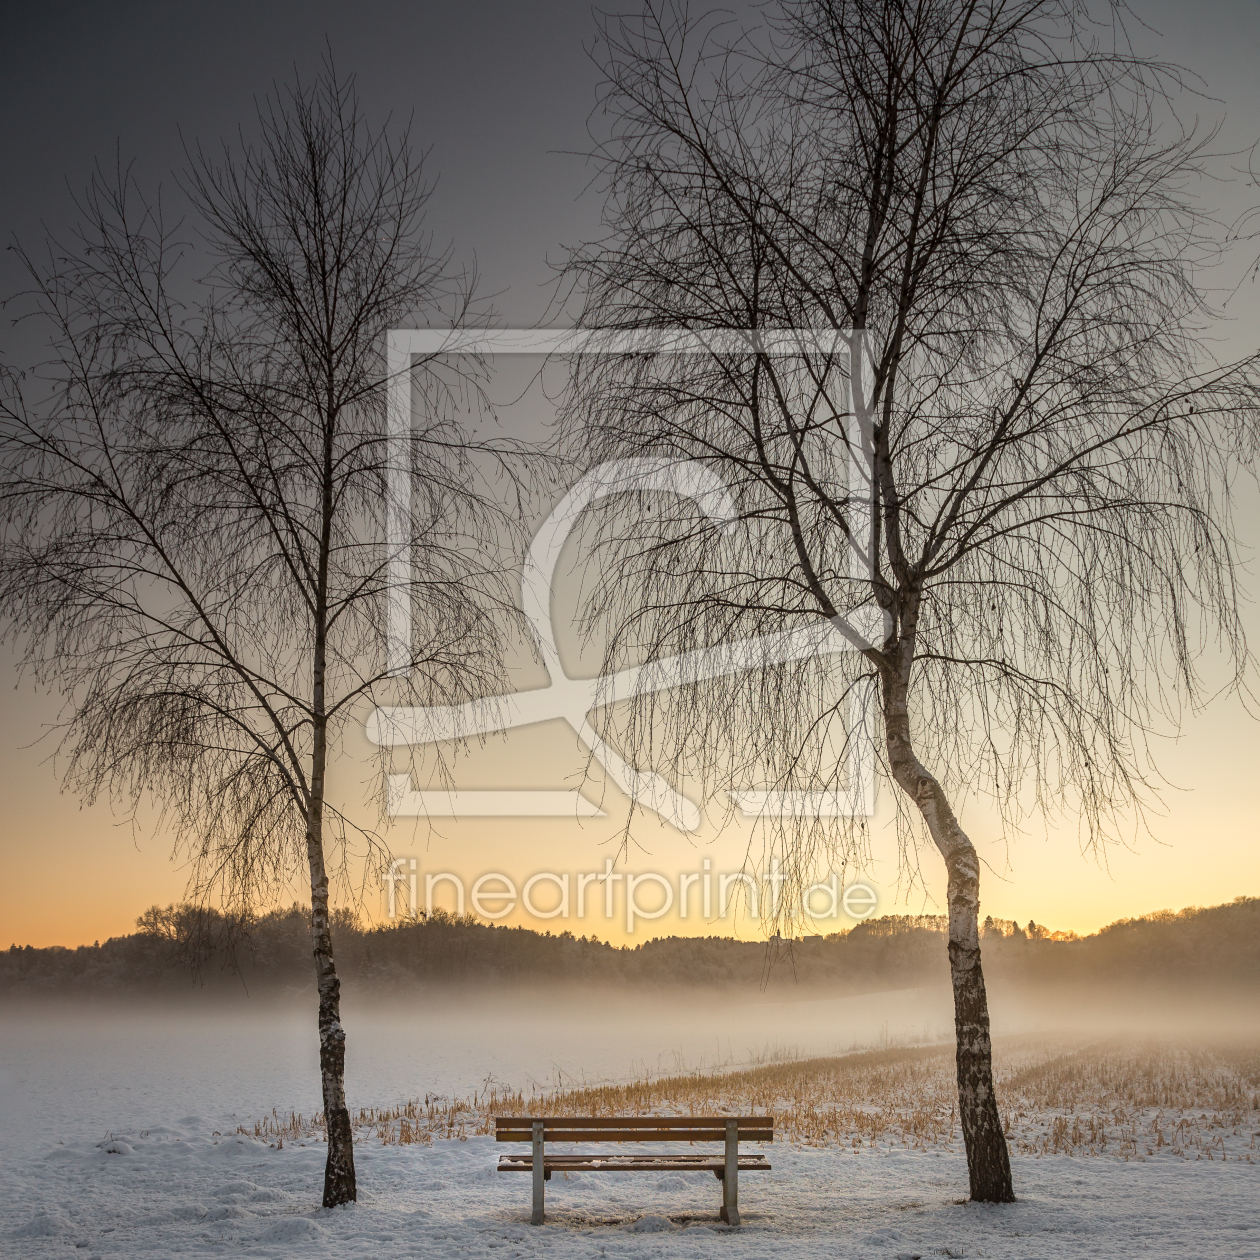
[495,1115,773,1225]
[497,1152,773,1177]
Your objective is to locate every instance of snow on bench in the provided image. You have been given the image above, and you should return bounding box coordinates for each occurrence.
[494,1115,773,1225]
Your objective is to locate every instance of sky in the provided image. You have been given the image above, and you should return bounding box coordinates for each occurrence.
[1,0,1259,950]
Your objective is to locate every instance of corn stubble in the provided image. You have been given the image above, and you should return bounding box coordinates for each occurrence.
[238,1038,1259,1164]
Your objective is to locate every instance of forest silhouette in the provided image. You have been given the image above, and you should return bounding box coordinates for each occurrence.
[4,896,1256,998]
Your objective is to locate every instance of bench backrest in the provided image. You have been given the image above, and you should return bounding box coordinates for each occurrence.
[495,1116,773,1143]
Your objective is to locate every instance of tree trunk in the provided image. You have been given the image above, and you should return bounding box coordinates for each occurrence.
[307,718,356,1207]
[882,669,1014,1203]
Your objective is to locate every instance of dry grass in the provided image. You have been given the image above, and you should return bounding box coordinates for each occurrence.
[1001,1040,1259,1160]
[238,1036,1260,1163]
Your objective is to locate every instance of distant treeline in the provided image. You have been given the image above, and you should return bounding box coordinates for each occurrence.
[3,896,1257,997]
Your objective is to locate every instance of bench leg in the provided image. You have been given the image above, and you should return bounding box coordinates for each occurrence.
[531,1121,545,1225]
[720,1118,740,1226]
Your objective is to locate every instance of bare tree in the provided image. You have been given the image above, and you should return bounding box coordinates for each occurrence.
[0,66,520,1206]
[563,0,1260,1202]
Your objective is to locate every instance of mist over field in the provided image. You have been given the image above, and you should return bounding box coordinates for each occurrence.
[5,896,1257,1120]
[4,931,1257,1148]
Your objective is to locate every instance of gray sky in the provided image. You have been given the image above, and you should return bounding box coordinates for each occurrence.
[0,0,606,327]
[2,0,1256,333]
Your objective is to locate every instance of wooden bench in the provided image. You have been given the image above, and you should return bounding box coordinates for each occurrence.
[495,1115,773,1225]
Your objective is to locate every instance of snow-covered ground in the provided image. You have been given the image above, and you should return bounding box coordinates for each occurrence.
[2,994,1257,1258]
[6,1123,1259,1258]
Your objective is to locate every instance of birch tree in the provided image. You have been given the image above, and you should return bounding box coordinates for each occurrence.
[0,67,517,1206]
[563,0,1260,1202]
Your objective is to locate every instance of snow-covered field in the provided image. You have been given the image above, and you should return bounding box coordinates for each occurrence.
[2,992,1257,1258]
[9,1124,1260,1259]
